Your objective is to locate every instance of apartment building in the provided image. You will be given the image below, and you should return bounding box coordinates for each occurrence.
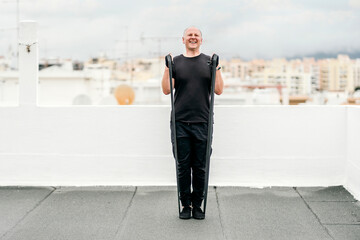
[354,59,360,89]
[223,55,358,96]
[319,55,354,92]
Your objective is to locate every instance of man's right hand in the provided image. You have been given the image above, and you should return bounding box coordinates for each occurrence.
[165,54,173,68]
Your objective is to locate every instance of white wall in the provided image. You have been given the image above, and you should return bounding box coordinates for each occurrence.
[0,72,18,106]
[345,106,360,200]
[0,105,348,188]
[38,72,90,106]
[213,106,347,187]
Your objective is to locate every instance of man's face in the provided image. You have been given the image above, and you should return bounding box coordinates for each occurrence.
[182,27,202,51]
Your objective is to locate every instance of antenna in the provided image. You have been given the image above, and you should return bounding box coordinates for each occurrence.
[139,34,179,76]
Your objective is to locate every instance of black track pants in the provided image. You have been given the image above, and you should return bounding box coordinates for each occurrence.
[171,121,212,208]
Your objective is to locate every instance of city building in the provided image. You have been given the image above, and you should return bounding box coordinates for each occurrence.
[318,55,354,92]
[1,53,360,106]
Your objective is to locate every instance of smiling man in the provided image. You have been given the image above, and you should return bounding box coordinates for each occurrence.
[162,26,224,220]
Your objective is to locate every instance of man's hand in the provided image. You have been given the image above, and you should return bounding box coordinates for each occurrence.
[211,53,219,67]
[162,53,175,95]
[165,53,173,68]
[211,54,223,95]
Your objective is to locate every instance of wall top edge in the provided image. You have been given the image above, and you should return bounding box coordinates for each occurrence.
[0,105,358,109]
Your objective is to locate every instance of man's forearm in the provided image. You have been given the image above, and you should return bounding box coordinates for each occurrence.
[162,68,171,95]
[215,70,224,95]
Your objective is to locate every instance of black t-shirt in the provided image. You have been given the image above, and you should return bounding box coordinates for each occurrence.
[172,53,211,123]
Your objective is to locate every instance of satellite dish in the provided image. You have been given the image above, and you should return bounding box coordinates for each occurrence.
[114,85,135,105]
[72,94,92,105]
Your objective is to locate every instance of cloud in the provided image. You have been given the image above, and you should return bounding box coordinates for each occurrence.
[20,0,101,15]
[349,0,360,8]
[0,0,359,60]
[244,0,296,12]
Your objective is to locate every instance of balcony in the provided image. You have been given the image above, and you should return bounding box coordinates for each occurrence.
[0,21,359,197]
[1,20,360,240]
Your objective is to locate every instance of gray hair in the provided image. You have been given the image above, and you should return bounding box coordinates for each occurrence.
[183,26,202,37]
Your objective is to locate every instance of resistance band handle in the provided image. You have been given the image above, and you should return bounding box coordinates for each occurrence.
[211,54,219,68]
[165,54,173,68]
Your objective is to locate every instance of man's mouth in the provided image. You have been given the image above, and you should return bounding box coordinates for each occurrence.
[189,40,197,44]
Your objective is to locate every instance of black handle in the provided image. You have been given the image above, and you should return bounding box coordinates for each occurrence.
[211,54,219,68]
[165,54,173,68]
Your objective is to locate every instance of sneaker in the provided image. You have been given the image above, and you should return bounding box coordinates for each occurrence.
[192,206,205,220]
[179,206,191,219]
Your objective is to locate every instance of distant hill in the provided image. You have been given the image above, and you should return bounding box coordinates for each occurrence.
[288,50,360,60]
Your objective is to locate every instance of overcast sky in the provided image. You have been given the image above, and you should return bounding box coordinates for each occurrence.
[0,0,359,61]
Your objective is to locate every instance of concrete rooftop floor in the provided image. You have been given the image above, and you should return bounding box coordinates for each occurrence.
[0,186,359,240]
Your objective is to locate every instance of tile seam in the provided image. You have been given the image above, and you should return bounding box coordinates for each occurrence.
[0,186,56,240]
[215,186,227,240]
[323,223,360,226]
[293,187,336,240]
[113,186,137,239]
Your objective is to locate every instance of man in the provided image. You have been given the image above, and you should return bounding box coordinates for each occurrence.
[162,26,224,220]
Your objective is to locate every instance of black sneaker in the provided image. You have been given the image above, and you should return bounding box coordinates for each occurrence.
[179,206,191,219]
[192,207,205,220]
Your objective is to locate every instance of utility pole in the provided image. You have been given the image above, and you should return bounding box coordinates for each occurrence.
[140,34,178,103]
[115,26,143,84]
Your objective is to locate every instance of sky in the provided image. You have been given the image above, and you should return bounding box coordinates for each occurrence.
[0,0,359,61]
